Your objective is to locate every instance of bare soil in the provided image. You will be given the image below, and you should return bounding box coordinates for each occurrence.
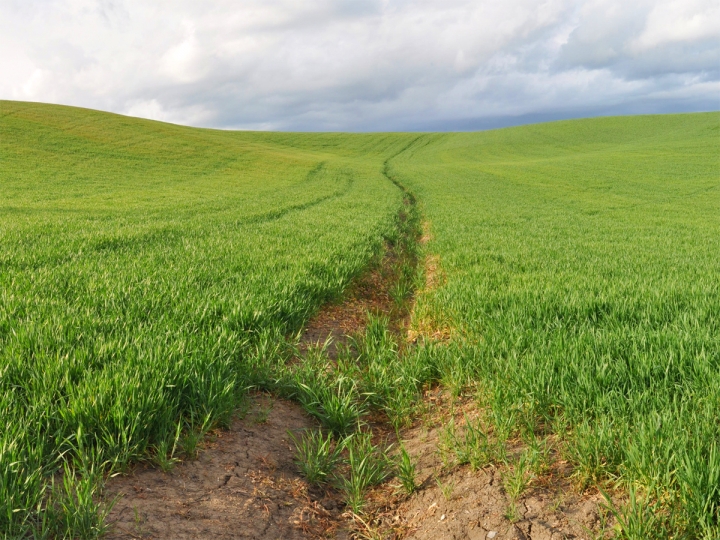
[362,390,613,540]
[104,395,345,539]
[300,248,399,358]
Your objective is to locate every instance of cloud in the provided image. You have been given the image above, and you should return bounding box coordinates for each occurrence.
[555,0,720,80]
[0,0,717,130]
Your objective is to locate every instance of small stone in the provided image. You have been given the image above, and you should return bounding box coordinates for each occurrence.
[440,514,446,521]
[487,532,498,539]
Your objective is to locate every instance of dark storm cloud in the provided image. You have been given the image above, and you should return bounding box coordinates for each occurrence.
[1,0,717,131]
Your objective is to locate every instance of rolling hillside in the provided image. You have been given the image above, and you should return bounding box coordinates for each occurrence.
[1,101,718,538]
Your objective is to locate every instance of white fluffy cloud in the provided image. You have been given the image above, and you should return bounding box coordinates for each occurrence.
[0,0,717,130]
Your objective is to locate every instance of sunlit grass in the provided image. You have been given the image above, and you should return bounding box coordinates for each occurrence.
[0,100,411,537]
[394,112,720,538]
[1,101,717,538]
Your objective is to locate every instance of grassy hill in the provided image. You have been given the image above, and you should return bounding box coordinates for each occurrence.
[1,101,718,538]
[393,113,720,538]
[0,101,414,537]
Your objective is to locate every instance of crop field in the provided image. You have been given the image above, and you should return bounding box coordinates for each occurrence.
[0,101,718,539]
[392,116,720,538]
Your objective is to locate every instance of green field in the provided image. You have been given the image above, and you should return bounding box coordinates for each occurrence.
[1,101,718,538]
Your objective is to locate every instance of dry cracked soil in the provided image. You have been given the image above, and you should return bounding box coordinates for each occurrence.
[104,391,612,540]
[364,390,612,540]
[105,395,345,539]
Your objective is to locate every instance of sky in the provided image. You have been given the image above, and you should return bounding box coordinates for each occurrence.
[1,0,718,131]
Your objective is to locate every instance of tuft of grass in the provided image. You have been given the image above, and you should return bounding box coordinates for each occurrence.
[523,433,553,477]
[454,415,493,471]
[603,485,675,540]
[502,450,536,503]
[441,415,505,471]
[296,376,365,437]
[435,476,455,501]
[289,429,343,486]
[42,462,116,540]
[505,502,522,523]
[253,402,273,424]
[152,420,182,472]
[396,446,418,495]
[339,432,392,514]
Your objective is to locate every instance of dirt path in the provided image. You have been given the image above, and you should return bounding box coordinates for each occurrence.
[102,234,404,540]
[104,204,612,539]
[102,176,421,539]
[300,249,397,358]
[105,396,344,539]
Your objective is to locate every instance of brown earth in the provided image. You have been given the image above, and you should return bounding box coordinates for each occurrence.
[104,395,345,539]
[104,392,613,540]
[300,245,401,359]
[362,390,614,540]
